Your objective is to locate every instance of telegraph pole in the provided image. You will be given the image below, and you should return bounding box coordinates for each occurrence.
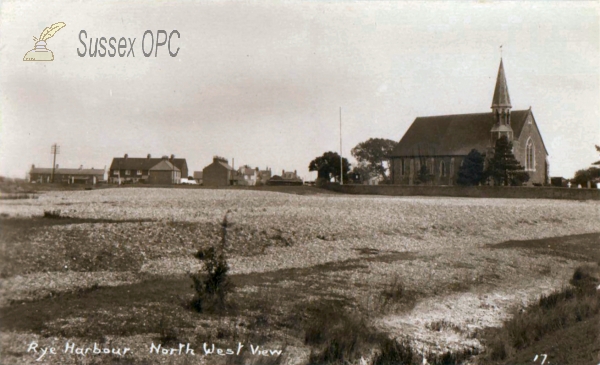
[340,107,343,185]
[50,143,60,183]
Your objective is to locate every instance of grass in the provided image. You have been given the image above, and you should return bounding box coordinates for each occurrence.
[481,264,600,365]
[491,232,600,263]
[304,299,380,365]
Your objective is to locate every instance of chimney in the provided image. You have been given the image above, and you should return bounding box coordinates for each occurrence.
[79,165,83,170]
[170,154,175,161]
[294,170,297,176]
[56,164,59,169]
[124,154,128,159]
[31,164,35,169]
[232,158,235,170]
[147,154,151,159]
[282,169,285,175]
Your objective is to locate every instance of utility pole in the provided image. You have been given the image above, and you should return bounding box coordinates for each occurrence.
[340,107,343,185]
[50,143,60,183]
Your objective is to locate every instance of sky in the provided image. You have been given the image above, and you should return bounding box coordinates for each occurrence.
[1,0,598,181]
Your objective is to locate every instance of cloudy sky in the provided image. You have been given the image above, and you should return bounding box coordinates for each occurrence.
[1,0,598,180]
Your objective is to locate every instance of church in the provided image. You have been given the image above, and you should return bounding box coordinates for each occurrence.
[389,59,549,186]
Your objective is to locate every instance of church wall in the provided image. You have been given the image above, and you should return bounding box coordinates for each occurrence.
[514,114,548,185]
[391,156,465,185]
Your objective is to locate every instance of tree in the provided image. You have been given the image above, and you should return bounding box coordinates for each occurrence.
[351,138,398,181]
[457,149,485,186]
[414,163,433,185]
[308,151,350,183]
[572,167,600,187]
[190,212,232,312]
[485,136,529,186]
[348,161,375,184]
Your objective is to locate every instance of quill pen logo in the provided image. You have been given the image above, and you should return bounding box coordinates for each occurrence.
[23,22,66,61]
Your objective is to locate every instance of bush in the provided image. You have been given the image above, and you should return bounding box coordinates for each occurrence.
[483,265,600,362]
[189,213,232,313]
[304,300,373,364]
[372,337,415,365]
[43,210,62,219]
[570,265,599,291]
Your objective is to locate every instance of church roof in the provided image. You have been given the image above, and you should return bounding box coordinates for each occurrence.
[390,110,532,157]
[491,59,512,108]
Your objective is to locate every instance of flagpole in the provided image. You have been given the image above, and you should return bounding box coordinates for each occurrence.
[340,107,343,185]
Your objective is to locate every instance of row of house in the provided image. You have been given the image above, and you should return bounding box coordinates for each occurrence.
[28,154,302,186]
[28,165,106,184]
[200,156,302,186]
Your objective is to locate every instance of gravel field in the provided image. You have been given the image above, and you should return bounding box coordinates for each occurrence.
[1,188,598,364]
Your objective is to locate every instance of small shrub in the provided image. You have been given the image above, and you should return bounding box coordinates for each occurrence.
[486,337,508,361]
[426,347,479,365]
[157,318,181,346]
[371,337,415,365]
[43,210,62,219]
[381,276,405,302]
[189,212,233,313]
[570,265,599,290]
[426,320,462,333]
[379,275,416,312]
[304,300,373,364]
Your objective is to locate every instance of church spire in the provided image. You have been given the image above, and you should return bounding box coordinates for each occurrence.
[491,58,512,109]
[490,58,513,144]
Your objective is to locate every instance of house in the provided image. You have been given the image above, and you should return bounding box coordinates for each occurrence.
[108,154,188,184]
[257,167,272,185]
[389,59,549,186]
[202,156,236,186]
[147,159,181,184]
[281,169,298,180]
[193,171,203,185]
[267,169,303,186]
[28,164,106,184]
[237,165,258,186]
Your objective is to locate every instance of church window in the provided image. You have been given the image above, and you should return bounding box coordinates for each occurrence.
[440,161,446,177]
[401,159,405,176]
[526,138,535,171]
[450,158,455,177]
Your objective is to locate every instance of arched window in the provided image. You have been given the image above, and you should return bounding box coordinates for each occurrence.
[440,161,446,177]
[526,138,535,171]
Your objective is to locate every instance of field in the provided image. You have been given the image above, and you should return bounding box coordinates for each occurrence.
[0,187,599,364]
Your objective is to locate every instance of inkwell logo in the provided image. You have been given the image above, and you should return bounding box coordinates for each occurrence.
[23,22,66,61]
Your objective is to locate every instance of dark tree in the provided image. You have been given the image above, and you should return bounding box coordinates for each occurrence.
[485,136,529,186]
[351,138,398,181]
[348,162,374,184]
[457,149,485,186]
[309,151,351,182]
[415,163,433,185]
[572,168,600,187]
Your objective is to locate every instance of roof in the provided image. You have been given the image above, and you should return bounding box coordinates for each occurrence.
[239,167,256,176]
[391,110,537,157]
[149,160,180,171]
[193,171,203,179]
[109,157,187,172]
[30,168,105,176]
[218,161,234,171]
[491,59,511,108]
